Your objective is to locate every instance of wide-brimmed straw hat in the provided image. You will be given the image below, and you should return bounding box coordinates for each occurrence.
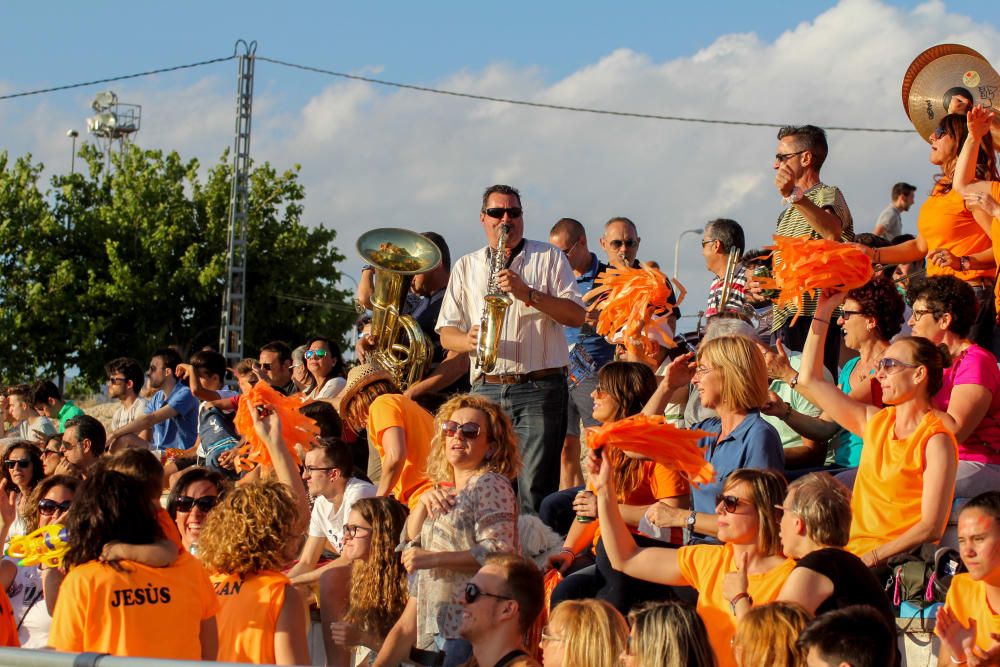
[337,363,396,410]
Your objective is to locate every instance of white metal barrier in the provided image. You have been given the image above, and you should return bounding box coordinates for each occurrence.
[0,648,251,667]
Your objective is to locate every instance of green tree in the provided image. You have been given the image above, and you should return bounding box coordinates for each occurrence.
[0,144,355,391]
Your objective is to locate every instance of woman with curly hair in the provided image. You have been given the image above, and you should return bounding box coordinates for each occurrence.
[328,497,409,666]
[541,598,628,667]
[373,393,521,667]
[623,601,716,667]
[731,602,810,667]
[48,470,220,659]
[908,275,1000,497]
[548,361,689,613]
[196,478,310,665]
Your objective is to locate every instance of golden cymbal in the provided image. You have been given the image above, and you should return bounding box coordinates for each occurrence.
[902,43,999,143]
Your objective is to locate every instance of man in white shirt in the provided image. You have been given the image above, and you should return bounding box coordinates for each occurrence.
[288,439,376,584]
[2,385,56,442]
[872,182,916,241]
[437,184,586,513]
[105,357,149,435]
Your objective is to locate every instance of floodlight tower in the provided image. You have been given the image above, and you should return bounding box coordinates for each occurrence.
[86,90,141,171]
[219,40,257,366]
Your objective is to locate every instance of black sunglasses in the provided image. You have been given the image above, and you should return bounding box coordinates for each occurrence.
[484,207,523,219]
[4,459,31,470]
[464,582,513,604]
[39,499,72,516]
[608,239,638,249]
[174,495,219,513]
[254,362,272,371]
[716,494,747,513]
[441,420,482,439]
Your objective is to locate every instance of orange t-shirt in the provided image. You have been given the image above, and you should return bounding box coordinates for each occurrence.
[0,587,19,647]
[677,543,795,667]
[156,507,184,549]
[846,408,957,556]
[591,459,689,549]
[49,552,219,658]
[918,184,993,281]
[988,182,1000,313]
[210,570,289,664]
[938,573,1000,653]
[367,394,434,508]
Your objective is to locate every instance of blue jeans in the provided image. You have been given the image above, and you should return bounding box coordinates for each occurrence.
[474,374,568,515]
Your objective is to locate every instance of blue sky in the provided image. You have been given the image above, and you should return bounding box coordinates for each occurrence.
[2,0,998,325]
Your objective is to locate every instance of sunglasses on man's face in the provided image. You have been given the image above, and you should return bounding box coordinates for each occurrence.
[463,582,513,604]
[484,207,523,220]
[38,499,72,516]
[174,495,220,513]
[304,349,328,360]
[608,239,638,250]
[254,362,273,371]
[4,459,31,471]
[441,420,482,439]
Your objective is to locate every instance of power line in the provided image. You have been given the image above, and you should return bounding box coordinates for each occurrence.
[256,55,913,134]
[0,55,237,101]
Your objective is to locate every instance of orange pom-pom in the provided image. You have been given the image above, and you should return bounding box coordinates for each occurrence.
[233,382,320,471]
[585,414,716,486]
[759,236,873,325]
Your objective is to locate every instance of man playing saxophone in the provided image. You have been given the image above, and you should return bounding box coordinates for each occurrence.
[437,184,586,514]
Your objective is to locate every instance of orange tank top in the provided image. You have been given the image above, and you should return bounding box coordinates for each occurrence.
[918,184,992,281]
[210,570,289,664]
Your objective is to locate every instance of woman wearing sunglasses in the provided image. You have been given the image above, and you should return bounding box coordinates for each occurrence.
[166,467,230,553]
[549,361,688,613]
[373,394,521,667]
[795,290,957,568]
[0,441,45,546]
[40,435,64,477]
[907,276,1000,498]
[303,336,347,401]
[0,474,78,648]
[595,464,792,667]
[329,497,409,666]
[859,113,998,349]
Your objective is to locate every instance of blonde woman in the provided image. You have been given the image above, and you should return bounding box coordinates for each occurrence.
[541,599,628,667]
[732,602,810,667]
[622,601,716,667]
[374,393,522,667]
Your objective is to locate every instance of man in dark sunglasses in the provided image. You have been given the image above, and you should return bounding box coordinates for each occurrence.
[257,341,296,396]
[437,184,587,514]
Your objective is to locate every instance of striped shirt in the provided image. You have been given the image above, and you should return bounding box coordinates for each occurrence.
[772,183,854,330]
[705,264,749,318]
[436,239,584,380]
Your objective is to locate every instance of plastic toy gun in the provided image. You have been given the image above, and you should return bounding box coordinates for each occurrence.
[6,524,70,568]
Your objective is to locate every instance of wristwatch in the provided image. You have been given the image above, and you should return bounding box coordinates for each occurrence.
[528,288,543,305]
[685,510,697,531]
[788,372,800,389]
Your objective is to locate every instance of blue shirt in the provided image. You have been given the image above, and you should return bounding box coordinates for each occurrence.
[563,253,616,367]
[145,383,199,451]
[689,410,785,515]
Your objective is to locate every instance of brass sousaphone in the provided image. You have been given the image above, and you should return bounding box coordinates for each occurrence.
[902,43,1000,145]
[357,228,442,390]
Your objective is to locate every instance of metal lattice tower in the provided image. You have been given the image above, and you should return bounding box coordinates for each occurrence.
[220,40,257,364]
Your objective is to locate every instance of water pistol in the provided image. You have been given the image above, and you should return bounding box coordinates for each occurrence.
[5,524,70,568]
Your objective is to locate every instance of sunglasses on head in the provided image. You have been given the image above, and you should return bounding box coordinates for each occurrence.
[38,499,72,516]
[441,420,482,439]
[464,582,513,604]
[716,494,747,513]
[304,349,328,360]
[4,459,31,470]
[484,207,522,220]
[174,495,219,513]
[608,239,638,249]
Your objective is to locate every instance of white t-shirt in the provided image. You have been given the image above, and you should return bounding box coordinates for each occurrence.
[11,416,57,442]
[307,377,346,402]
[5,560,50,648]
[110,397,149,433]
[308,477,376,554]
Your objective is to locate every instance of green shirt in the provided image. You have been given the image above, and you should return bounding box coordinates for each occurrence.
[58,400,85,430]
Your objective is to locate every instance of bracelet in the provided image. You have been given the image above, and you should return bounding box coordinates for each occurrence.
[560,548,575,558]
[728,592,752,614]
[874,248,881,266]
[960,256,971,272]
[870,548,880,567]
[813,317,830,325]
[950,656,967,665]
[782,401,792,421]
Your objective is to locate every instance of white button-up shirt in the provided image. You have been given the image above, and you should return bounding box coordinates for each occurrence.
[436,239,584,380]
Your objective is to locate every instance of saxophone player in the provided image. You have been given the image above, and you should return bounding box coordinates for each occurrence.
[437,184,586,514]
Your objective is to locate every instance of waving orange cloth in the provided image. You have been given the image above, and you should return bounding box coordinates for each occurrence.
[584,265,683,366]
[757,236,873,325]
[233,382,320,471]
[585,414,716,486]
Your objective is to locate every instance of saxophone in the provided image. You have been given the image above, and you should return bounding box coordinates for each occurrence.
[476,224,513,372]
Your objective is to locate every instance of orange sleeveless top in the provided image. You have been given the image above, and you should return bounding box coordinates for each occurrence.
[918,184,993,281]
[210,570,289,664]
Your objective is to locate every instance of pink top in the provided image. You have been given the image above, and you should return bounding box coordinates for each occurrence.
[932,344,1000,464]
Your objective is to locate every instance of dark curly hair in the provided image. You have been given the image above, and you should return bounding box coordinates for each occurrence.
[907,275,978,338]
[846,275,904,341]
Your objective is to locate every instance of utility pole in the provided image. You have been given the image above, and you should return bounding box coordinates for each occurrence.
[219,40,257,365]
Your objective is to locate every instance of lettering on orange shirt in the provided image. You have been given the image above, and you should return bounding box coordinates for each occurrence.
[213,579,244,596]
[110,584,171,607]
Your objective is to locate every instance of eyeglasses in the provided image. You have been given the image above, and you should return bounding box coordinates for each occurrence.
[774,503,798,516]
[441,420,482,439]
[608,239,638,250]
[839,310,867,321]
[484,207,523,219]
[877,357,919,373]
[694,365,715,377]
[253,362,272,371]
[700,239,717,247]
[716,494,748,513]
[4,459,31,470]
[464,582,513,604]
[343,524,372,539]
[107,377,128,385]
[933,126,948,140]
[304,465,336,473]
[775,150,807,162]
[38,499,73,516]
[59,440,77,452]
[540,630,563,645]
[304,349,328,360]
[911,309,939,322]
[593,385,609,398]
[173,495,220,513]
[41,449,63,459]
